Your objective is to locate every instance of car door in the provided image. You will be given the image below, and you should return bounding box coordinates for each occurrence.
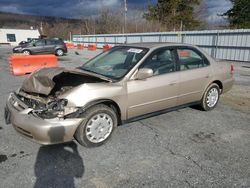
[127,48,179,119]
[175,47,211,105]
[45,39,56,53]
[31,39,46,54]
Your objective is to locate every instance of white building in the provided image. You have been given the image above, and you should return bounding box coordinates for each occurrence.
[0,28,40,46]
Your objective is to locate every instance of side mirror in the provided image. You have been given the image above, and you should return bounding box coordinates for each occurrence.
[136,68,153,80]
[33,43,36,46]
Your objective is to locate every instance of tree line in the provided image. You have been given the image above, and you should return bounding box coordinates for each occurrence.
[0,0,249,40]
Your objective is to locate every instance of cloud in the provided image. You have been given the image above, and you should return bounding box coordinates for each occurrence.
[71,0,121,18]
[205,0,232,13]
[0,5,24,14]
[204,0,232,24]
[0,0,232,27]
[0,0,122,18]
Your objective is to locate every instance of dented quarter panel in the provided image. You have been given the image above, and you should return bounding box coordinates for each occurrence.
[211,61,234,93]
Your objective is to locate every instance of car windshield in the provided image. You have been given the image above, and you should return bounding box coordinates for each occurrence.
[27,39,38,46]
[79,46,148,80]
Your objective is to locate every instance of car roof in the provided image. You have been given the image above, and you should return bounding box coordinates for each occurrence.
[120,42,195,49]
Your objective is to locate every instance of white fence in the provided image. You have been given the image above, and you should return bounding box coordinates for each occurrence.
[73,29,250,62]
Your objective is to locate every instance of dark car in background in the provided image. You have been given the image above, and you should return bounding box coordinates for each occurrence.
[18,41,29,46]
[18,38,39,46]
[13,38,67,56]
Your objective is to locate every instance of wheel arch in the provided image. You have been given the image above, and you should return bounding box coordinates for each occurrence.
[22,49,32,54]
[212,80,223,93]
[55,47,63,50]
[82,99,122,125]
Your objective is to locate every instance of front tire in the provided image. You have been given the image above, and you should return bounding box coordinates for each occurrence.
[22,50,31,55]
[55,49,64,56]
[74,104,117,147]
[200,83,220,111]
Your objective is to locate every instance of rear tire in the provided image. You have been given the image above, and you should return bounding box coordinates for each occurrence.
[200,83,220,111]
[55,49,64,56]
[74,104,117,147]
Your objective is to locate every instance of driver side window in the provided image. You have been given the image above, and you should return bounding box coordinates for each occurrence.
[140,49,176,76]
[35,40,45,46]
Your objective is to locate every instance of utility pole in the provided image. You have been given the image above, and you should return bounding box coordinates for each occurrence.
[180,20,183,31]
[124,0,127,33]
[40,22,43,35]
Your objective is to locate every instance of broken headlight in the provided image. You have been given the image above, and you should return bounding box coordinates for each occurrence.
[47,99,68,111]
[33,99,69,119]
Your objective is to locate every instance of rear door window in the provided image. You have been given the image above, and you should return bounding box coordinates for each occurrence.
[46,40,56,45]
[177,48,209,71]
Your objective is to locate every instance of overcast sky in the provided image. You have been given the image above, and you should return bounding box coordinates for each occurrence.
[204,0,232,23]
[0,0,232,22]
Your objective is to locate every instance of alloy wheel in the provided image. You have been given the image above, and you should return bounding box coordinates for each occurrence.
[85,113,114,143]
[206,88,219,108]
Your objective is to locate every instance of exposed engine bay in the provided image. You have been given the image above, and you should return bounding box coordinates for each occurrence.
[15,67,109,119]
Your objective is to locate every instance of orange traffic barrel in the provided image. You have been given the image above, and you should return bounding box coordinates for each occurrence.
[66,43,74,49]
[178,50,190,57]
[9,54,58,76]
[103,44,112,52]
[88,44,96,51]
[77,43,84,50]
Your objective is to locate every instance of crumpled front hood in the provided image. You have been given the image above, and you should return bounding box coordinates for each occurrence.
[20,67,108,96]
[21,67,65,95]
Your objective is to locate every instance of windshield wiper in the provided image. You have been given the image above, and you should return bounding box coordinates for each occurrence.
[78,67,98,74]
[77,67,113,82]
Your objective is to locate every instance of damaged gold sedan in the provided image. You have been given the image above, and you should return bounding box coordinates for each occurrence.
[5,43,233,147]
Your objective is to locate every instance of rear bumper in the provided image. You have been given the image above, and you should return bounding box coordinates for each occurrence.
[5,93,82,145]
[64,47,68,53]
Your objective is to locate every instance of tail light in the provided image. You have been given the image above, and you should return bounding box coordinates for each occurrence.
[230,64,234,74]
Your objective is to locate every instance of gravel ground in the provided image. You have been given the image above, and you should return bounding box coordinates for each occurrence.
[0,46,249,188]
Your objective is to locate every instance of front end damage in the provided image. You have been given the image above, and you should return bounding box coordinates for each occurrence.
[18,67,110,119]
[5,67,110,144]
[16,90,79,119]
